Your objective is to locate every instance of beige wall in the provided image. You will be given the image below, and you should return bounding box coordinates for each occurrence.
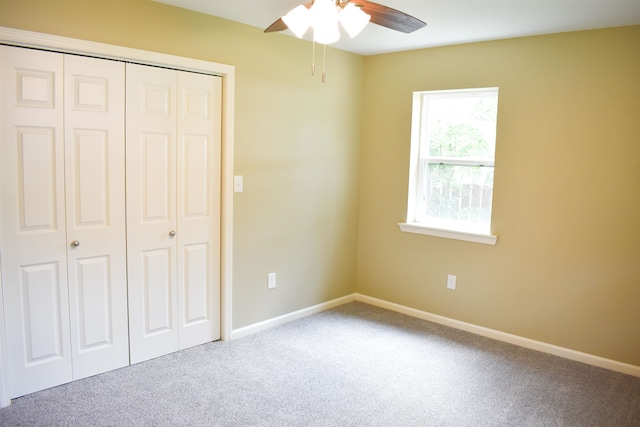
[0,0,363,328]
[1,0,638,367]
[357,26,640,366]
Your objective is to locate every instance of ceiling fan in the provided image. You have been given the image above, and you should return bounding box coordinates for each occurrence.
[264,0,426,37]
[264,0,426,82]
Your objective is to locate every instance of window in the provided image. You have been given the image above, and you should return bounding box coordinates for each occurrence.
[399,87,499,245]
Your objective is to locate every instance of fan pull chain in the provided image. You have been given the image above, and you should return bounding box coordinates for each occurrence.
[322,44,326,83]
[311,39,316,76]
[310,37,327,83]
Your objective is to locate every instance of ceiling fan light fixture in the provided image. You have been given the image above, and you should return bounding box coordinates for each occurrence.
[313,21,340,44]
[282,5,310,38]
[310,0,340,44]
[339,3,371,38]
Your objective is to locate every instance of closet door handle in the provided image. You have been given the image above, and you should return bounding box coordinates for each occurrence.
[169,230,176,237]
[71,240,80,247]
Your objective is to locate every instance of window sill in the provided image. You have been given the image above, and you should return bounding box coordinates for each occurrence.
[398,222,498,245]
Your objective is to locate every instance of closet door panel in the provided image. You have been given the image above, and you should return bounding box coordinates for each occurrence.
[177,72,222,349]
[126,64,179,364]
[142,248,173,331]
[20,263,66,361]
[18,127,59,230]
[73,256,112,345]
[0,46,72,398]
[64,55,128,379]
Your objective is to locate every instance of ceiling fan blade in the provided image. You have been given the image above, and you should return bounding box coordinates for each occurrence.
[264,1,313,33]
[264,18,288,33]
[350,0,426,33]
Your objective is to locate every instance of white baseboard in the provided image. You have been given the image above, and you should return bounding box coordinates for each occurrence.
[230,294,356,340]
[355,293,640,378]
[229,292,639,377]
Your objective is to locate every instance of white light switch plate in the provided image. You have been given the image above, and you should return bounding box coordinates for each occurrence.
[234,175,243,192]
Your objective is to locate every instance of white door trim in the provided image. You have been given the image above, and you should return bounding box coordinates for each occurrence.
[0,26,235,408]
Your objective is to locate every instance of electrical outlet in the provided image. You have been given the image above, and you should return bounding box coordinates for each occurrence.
[267,272,276,289]
[447,274,456,290]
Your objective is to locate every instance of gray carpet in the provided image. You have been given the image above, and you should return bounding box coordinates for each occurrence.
[0,301,639,426]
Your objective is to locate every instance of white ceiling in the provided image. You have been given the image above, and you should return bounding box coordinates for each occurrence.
[155,0,640,55]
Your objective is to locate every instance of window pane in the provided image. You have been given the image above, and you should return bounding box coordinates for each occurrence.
[419,163,494,227]
[407,87,498,239]
[423,95,497,159]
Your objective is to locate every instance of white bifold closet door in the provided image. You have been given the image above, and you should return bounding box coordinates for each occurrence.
[63,55,129,379]
[0,46,128,398]
[126,64,221,364]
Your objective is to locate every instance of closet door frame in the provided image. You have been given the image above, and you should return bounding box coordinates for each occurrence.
[0,26,235,409]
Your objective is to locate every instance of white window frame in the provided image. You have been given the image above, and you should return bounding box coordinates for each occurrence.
[399,87,499,245]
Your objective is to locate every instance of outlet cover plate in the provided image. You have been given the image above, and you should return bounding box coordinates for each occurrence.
[447,274,456,290]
